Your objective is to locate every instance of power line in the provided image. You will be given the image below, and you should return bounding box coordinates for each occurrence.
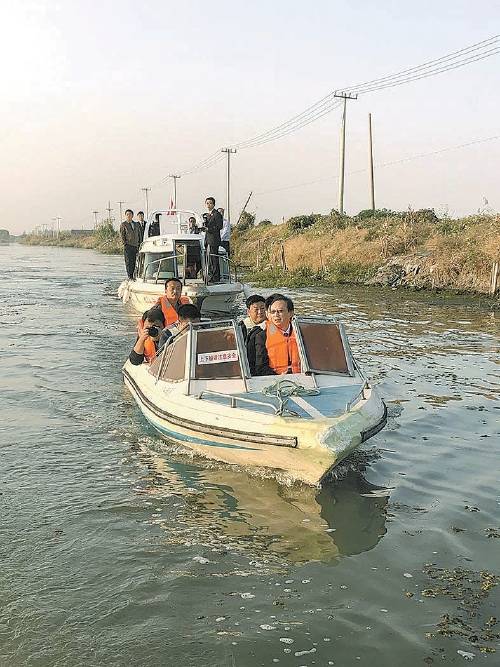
[253,134,500,196]
[148,35,500,182]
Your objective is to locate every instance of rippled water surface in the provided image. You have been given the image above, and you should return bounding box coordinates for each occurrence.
[1,244,499,666]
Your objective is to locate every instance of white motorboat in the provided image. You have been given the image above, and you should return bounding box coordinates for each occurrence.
[118,209,248,315]
[123,316,387,487]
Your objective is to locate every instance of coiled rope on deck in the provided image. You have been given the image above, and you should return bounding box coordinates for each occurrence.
[262,379,320,417]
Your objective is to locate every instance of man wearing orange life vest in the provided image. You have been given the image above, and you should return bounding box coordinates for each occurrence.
[156,277,192,326]
[253,294,301,376]
[129,307,165,365]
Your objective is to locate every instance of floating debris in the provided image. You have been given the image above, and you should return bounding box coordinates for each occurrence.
[260,624,276,631]
[403,573,413,578]
[422,565,499,653]
[485,528,500,539]
[294,648,317,657]
[457,650,475,660]
[279,638,294,644]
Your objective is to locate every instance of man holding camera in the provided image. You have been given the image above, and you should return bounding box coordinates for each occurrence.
[129,307,165,365]
[203,196,223,283]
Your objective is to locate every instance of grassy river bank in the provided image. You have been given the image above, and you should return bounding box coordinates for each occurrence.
[21,210,500,299]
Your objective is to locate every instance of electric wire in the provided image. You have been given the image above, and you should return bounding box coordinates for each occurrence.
[254,134,500,196]
[153,35,500,182]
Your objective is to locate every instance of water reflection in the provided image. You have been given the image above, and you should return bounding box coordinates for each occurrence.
[130,441,389,565]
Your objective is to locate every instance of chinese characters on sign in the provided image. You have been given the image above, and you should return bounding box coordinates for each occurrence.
[197,350,239,365]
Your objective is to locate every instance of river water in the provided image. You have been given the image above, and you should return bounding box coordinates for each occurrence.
[1,244,499,666]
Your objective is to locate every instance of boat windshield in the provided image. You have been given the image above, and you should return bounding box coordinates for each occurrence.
[140,252,176,281]
[297,320,350,374]
[194,326,242,380]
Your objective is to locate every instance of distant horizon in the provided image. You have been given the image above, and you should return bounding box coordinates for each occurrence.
[2,0,499,235]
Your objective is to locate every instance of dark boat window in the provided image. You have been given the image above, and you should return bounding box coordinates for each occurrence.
[298,322,349,374]
[194,328,242,379]
[160,333,187,381]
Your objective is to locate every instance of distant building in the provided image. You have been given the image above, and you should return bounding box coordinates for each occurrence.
[0,229,10,244]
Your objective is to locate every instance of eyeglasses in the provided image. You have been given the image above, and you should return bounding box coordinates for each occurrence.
[269,309,287,315]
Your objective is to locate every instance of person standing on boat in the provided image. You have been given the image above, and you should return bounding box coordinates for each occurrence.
[253,294,301,376]
[120,209,142,279]
[218,207,231,256]
[129,307,165,365]
[203,197,223,283]
[137,211,146,240]
[156,277,192,326]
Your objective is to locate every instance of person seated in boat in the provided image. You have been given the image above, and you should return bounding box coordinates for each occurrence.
[240,294,267,341]
[129,307,165,365]
[252,294,301,376]
[155,277,192,325]
[187,216,199,234]
[148,213,161,237]
[158,303,201,350]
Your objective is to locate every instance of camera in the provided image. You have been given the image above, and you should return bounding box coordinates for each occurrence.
[147,326,159,337]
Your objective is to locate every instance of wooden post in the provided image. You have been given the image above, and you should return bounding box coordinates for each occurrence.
[319,248,325,276]
[490,261,499,295]
[280,244,287,271]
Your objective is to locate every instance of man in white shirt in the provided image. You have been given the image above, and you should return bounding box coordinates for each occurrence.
[218,207,231,256]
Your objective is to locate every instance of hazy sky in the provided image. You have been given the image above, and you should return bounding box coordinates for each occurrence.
[1,0,499,234]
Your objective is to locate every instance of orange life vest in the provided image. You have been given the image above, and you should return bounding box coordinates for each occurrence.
[265,320,301,375]
[137,319,157,363]
[156,295,191,325]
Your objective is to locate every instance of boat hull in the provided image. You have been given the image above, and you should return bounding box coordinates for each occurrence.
[118,279,244,315]
[123,363,387,486]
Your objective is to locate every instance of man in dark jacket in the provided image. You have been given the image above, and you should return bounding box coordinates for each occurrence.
[120,209,142,279]
[203,196,223,282]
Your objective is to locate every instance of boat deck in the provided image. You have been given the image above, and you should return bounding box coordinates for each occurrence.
[199,384,364,419]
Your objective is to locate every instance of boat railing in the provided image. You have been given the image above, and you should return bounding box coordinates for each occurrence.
[195,389,279,414]
[345,380,369,412]
[203,252,238,284]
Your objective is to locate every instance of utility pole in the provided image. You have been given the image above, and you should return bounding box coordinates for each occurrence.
[141,187,151,218]
[93,211,99,229]
[368,113,375,212]
[221,148,237,223]
[51,216,61,238]
[106,200,114,226]
[333,91,358,214]
[236,191,253,226]
[118,201,125,223]
[168,175,181,209]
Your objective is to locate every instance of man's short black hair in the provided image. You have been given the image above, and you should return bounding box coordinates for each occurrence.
[245,294,265,309]
[165,277,182,289]
[142,306,165,324]
[137,211,144,216]
[188,216,196,222]
[205,196,215,205]
[125,209,134,215]
[265,293,294,312]
[178,303,201,320]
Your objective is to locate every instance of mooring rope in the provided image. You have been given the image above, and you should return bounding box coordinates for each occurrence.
[262,379,320,417]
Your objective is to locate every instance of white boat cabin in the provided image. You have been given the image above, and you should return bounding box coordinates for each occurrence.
[148,317,366,415]
[136,209,236,286]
